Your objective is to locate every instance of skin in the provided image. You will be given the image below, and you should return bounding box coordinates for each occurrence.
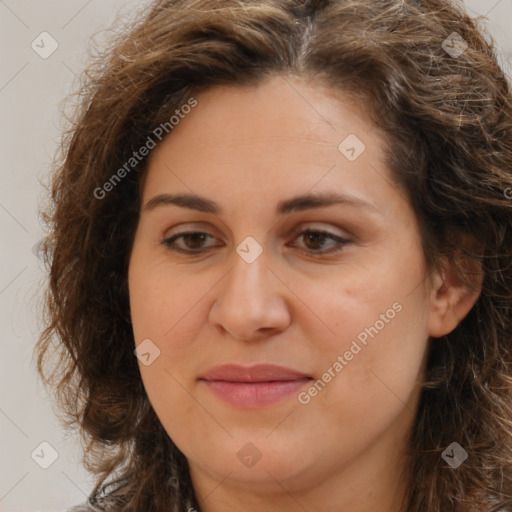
[128,75,481,511]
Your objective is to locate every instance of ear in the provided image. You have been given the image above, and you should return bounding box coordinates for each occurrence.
[427,256,483,338]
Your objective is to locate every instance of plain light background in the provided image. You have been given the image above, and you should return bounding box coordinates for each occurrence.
[1,1,511,511]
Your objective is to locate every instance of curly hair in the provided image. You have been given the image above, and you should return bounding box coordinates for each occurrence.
[34,0,512,510]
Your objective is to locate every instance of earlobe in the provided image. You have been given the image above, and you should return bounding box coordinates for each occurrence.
[427,261,483,338]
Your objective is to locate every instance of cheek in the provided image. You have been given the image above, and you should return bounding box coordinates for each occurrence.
[128,252,220,401]
[128,250,204,346]
[128,256,206,444]
[296,252,430,419]
[307,253,427,358]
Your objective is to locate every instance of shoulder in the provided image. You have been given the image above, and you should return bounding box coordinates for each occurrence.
[67,482,128,512]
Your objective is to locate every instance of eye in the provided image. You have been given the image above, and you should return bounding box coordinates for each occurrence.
[287,228,351,256]
[161,231,219,254]
[161,228,350,256]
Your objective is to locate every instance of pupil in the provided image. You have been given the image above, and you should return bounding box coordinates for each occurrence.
[186,233,206,248]
[306,232,325,249]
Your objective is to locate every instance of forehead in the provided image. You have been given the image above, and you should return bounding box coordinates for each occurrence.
[142,75,396,216]
[156,75,376,152]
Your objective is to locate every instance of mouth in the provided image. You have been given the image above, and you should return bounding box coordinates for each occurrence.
[198,363,313,409]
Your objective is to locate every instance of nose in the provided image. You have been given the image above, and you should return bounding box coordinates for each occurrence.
[208,247,292,341]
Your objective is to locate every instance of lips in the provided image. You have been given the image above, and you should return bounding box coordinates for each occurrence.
[200,363,312,382]
[198,364,313,408]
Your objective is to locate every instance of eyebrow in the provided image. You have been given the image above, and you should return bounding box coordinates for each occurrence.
[143,191,381,216]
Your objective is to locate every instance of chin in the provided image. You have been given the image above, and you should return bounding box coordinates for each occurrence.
[186,436,322,491]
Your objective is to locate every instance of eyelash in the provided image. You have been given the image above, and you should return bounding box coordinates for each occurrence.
[161,228,351,257]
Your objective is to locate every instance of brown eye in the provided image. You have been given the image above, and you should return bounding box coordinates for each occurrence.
[162,232,217,253]
[289,229,350,255]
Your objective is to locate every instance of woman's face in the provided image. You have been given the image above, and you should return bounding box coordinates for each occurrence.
[128,75,436,507]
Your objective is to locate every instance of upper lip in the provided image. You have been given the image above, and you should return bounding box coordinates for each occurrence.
[199,364,312,383]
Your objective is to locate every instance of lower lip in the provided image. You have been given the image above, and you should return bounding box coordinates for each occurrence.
[200,379,312,408]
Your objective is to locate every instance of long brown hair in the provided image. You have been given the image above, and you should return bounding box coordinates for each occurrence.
[34,0,512,510]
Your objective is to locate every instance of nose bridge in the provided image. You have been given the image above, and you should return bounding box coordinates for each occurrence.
[224,241,271,308]
[210,239,290,340]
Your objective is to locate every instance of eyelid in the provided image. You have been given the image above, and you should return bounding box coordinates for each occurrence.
[288,222,351,239]
[163,222,350,243]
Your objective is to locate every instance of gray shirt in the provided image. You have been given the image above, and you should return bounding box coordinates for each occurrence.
[67,504,104,512]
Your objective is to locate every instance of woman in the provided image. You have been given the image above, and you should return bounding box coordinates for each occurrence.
[35,0,512,510]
